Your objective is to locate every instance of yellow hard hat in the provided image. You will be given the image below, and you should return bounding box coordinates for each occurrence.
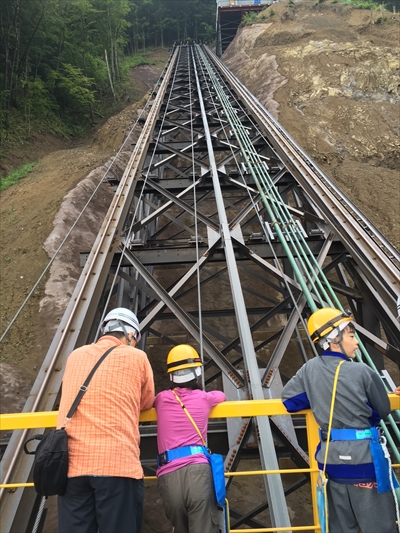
[307,308,353,344]
[167,344,202,373]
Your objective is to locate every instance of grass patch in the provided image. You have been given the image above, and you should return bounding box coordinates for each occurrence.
[240,11,259,26]
[0,162,38,191]
[334,0,383,9]
[120,53,156,78]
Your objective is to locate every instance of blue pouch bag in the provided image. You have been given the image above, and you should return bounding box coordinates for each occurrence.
[369,429,400,494]
[205,450,226,507]
[316,470,328,533]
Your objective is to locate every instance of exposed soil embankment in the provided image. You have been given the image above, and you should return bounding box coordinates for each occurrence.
[0,55,168,411]
[223,0,400,249]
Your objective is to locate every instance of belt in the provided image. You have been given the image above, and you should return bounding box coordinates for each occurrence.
[157,445,207,467]
[319,428,374,442]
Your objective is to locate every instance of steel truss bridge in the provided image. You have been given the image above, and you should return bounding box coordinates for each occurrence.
[1,43,399,532]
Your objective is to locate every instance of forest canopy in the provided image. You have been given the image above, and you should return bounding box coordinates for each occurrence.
[0,0,216,142]
[0,0,396,146]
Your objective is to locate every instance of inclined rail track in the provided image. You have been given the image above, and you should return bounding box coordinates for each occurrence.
[208,49,400,299]
[1,43,399,533]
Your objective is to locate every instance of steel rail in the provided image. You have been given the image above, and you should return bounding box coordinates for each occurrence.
[206,47,400,306]
[192,44,292,530]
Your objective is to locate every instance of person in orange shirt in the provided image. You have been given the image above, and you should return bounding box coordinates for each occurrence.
[57,308,155,533]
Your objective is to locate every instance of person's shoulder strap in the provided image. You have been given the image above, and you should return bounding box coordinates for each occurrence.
[64,346,117,424]
[171,389,206,446]
[323,359,345,473]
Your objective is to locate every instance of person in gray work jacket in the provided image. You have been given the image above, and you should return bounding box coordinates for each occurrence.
[282,307,398,533]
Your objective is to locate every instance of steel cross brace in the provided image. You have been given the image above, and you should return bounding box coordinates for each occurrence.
[192,44,292,530]
[121,246,245,388]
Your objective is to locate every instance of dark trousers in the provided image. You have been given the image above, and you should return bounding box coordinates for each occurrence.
[327,480,397,533]
[58,476,144,533]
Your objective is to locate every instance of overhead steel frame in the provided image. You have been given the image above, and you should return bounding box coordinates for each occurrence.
[1,42,399,532]
[216,4,269,57]
[109,42,399,527]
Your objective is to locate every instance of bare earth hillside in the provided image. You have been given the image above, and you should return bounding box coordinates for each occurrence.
[0,58,169,410]
[223,0,399,249]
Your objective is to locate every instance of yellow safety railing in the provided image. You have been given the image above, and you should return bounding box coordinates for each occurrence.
[1,395,399,533]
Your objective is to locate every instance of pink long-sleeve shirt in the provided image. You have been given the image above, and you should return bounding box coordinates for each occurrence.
[154,387,226,476]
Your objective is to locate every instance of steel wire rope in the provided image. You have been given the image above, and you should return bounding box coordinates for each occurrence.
[192,45,318,360]
[197,46,327,310]
[200,46,397,358]
[0,61,171,346]
[202,48,396,321]
[209,49,400,269]
[211,46,400,441]
[188,47,205,390]
[197,46,400,450]
[93,46,186,339]
[211,77,331,305]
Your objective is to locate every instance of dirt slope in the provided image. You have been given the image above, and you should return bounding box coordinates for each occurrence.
[0,58,169,412]
[223,0,400,248]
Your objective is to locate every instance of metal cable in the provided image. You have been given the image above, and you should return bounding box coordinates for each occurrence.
[0,61,171,345]
[197,45,400,454]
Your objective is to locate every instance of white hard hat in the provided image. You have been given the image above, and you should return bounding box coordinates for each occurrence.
[101,308,141,342]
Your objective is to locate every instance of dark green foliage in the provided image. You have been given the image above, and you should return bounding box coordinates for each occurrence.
[0,0,216,146]
[240,12,259,26]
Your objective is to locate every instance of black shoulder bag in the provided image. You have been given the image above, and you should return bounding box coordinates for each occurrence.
[24,346,116,497]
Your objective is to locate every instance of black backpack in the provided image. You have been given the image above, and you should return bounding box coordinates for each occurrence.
[24,428,68,496]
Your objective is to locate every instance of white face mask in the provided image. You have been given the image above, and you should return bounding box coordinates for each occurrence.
[170,366,202,383]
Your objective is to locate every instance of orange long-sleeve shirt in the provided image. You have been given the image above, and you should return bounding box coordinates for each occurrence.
[56,336,155,479]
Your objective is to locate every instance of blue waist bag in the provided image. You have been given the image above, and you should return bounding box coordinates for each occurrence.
[204,449,226,507]
[369,427,400,494]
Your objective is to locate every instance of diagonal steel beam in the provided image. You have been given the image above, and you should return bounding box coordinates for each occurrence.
[145,177,219,231]
[122,247,245,387]
[131,178,201,234]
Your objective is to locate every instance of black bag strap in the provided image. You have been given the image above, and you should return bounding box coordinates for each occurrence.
[63,346,116,425]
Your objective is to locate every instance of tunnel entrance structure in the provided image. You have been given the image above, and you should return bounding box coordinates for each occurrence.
[216,0,270,57]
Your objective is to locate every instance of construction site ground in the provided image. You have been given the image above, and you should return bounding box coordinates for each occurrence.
[0,1,399,530]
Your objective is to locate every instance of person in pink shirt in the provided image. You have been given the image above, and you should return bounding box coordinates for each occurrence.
[154,344,226,533]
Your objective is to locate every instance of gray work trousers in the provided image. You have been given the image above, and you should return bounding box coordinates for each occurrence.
[157,463,219,533]
[327,480,397,533]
